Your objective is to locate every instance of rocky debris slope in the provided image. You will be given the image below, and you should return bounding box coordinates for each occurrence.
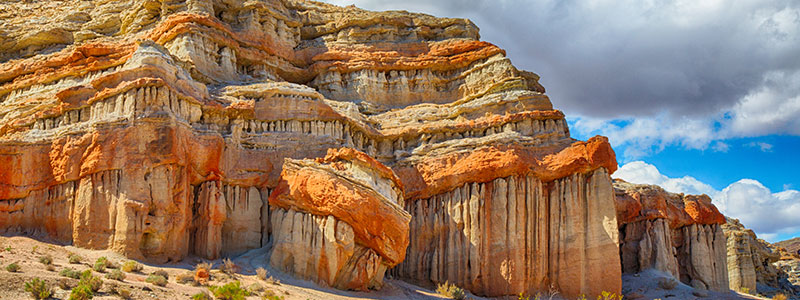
[724,218,800,298]
[614,180,729,292]
[0,0,619,297]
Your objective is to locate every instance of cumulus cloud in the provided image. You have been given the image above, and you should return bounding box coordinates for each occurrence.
[322,0,800,154]
[614,161,717,196]
[614,161,800,241]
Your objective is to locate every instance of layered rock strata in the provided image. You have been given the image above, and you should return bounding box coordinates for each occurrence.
[0,0,620,297]
[614,180,729,292]
[723,218,800,298]
[268,148,409,290]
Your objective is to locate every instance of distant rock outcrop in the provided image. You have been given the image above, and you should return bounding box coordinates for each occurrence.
[723,218,800,298]
[614,180,729,292]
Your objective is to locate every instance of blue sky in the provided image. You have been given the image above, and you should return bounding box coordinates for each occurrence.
[321,0,800,242]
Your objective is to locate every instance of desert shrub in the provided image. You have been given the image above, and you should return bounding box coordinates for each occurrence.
[262,289,285,300]
[191,292,211,300]
[436,281,466,300]
[220,258,238,274]
[24,277,53,300]
[60,267,81,279]
[151,269,169,279]
[109,284,132,299]
[256,267,268,280]
[68,253,82,264]
[106,269,126,281]
[79,270,103,292]
[773,293,788,300]
[93,260,106,273]
[6,262,20,272]
[248,283,264,293]
[121,260,142,273]
[597,291,623,300]
[146,274,167,287]
[210,281,249,300]
[38,255,53,265]
[266,275,280,285]
[195,261,212,272]
[57,278,72,290]
[176,271,195,284]
[69,282,93,300]
[657,277,678,290]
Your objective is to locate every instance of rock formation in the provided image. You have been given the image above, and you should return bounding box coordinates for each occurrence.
[614,180,730,292]
[723,218,800,298]
[0,0,620,297]
[268,148,409,290]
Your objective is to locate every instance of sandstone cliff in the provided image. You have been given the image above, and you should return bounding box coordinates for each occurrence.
[0,0,620,297]
[723,218,800,298]
[614,180,730,292]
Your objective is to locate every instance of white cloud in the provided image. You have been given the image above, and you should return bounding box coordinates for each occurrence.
[571,115,719,158]
[614,161,717,196]
[711,141,730,152]
[614,161,800,241]
[745,141,774,152]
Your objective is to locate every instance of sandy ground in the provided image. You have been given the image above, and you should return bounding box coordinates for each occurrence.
[622,269,767,300]
[0,235,467,300]
[2,235,777,300]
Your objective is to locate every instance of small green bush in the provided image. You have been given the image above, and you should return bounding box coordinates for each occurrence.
[262,289,285,300]
[6,262,20,272]
[60,267,81,279]
[69,282,93,300]
[146,274,167,287]
[191,292,211,300]
[106,269,126,281]
[192,292,211,300]
[24,277,53,300]
[120,260,142,273]
[109,284,132,299]
[176,271,194,284]
[436,281,466,300]
[68,253,82,264]
[58,278,72,290]
[38,255,53,265]
[151,269,169,279]
[93,257,109,272]
[79,270,103,292]
[209,281,249,300]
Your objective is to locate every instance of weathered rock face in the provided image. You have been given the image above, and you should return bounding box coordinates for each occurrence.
[268,148,409,290]
[614,180,729,292]
[0,0,621,297]
[723,218,800,298]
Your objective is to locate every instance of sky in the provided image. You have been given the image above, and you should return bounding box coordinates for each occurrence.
[320,0,800,242]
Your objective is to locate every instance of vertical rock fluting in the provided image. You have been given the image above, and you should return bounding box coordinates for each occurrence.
[722,217,795,296]
[614,180,729,292]
[1,0,625,296]
[394,168,620,297]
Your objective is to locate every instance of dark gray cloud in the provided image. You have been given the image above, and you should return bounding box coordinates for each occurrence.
[322,0,800,122]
